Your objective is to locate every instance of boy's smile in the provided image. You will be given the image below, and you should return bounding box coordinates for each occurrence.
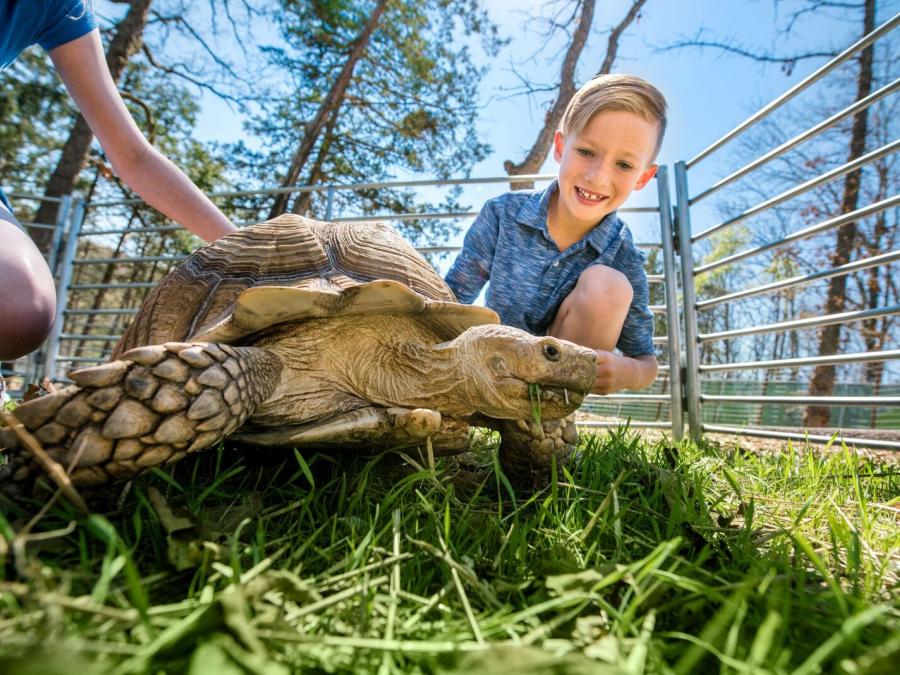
[549,109,659,247]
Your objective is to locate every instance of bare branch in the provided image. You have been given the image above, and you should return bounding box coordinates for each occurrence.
[658,34,835,75]
[596,0,646,75]
[141,43,247,105]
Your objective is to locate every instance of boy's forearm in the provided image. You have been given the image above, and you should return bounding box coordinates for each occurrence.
[114,146,237,243]
[625,354,659,391]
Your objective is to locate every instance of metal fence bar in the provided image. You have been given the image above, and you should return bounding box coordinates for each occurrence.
[44,199,86,382]
[59,334,120,342]
[702,424,900,451]
[64,308,139,316]
[699,304,900,342]
[692,139,899,243]
[697,249,900,309]
[656,166,684,440]
[577,421,674,429]
[690,77,900,203]
[334,211,479,222]
[46,195,72,275]
[702,395,900,406]
[675,161,703,440]
[54,356,106,364]
[88,174,561,207]
[71,282,158,290]
[686,12,900,168]
[81,225,182,236]
[6,193,65,203]
[589,394,673,403]
[694,195,900,277]
[699,349,900,372]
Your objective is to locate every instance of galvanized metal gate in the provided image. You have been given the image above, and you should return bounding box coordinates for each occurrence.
[673,12,899,451]
[3,13,897,450]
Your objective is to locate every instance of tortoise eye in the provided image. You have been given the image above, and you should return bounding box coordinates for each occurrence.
[542,344,561,362]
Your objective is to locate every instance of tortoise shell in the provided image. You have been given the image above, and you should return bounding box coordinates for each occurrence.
[113,215,498,356]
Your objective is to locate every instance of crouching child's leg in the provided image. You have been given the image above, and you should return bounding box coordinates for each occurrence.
[0,209,57,361]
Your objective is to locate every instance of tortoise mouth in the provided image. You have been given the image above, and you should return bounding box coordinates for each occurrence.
[499,377,587,415]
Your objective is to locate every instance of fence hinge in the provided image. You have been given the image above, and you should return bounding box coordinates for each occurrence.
[671,206,680,252]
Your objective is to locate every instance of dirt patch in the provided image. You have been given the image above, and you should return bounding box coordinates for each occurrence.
[574,412,900,464]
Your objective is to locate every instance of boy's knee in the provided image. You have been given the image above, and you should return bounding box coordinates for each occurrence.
[0,224,57,360]
[0,292,56,360]
[572,265,633,313]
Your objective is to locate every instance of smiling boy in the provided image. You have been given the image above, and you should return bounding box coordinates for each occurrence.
[445,74,666,394]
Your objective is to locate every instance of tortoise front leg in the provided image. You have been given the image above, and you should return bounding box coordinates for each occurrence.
[0,342,281,488]
[487,414,580,486]
[232,406,469,454]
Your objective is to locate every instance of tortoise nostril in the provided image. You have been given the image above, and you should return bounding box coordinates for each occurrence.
[542,344,561,361]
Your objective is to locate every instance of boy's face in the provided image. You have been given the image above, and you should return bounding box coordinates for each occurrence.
[552,109,659,230]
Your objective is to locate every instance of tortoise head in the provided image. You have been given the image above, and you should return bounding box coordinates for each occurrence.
[439,324,596,420]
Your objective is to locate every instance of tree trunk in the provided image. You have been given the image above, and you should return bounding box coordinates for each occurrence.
[862,166,890,425]
[31,0,154,250]
[291,105,342,217]
[268,0,389,219]
[502,0,646,189]
[803,0,875,428]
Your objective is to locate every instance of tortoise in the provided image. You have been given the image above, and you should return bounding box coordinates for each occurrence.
[0,215,596,491]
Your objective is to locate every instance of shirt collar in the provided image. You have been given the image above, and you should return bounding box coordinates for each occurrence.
[515,179,623,255]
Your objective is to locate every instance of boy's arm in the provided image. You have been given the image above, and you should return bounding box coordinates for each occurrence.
[444,201,500,302]
[595,245,657,394]
[49,31,237,243]
[592,351,658,395]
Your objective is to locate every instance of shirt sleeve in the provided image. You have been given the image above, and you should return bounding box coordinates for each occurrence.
[444,199,501,304]
[615,247,656,357]
[36,0,97,52]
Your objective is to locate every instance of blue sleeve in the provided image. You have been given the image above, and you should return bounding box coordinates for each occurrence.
[615,247,656,357]
[444,199,501,304]
[36,0,97,52]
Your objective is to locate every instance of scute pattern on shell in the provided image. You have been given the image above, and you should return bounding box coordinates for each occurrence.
[113,215,456,357]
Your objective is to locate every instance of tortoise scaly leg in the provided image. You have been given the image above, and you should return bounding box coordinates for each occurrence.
[0,342,281,489]
[490,414,580,486]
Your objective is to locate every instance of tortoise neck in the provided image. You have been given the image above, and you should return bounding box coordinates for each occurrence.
[350,338,479,417]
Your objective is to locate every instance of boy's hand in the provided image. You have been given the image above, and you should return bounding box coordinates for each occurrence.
[592,350,658,395]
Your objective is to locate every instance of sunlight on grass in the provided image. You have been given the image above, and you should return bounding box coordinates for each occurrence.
[0,429,897,673]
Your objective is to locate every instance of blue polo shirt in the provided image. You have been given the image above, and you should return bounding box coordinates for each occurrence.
[0,0,96,209]
[445,181,654,357]
[0,0,96,69]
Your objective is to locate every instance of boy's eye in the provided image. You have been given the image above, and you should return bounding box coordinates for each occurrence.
[617,161,634,170]
[577,148,594,157]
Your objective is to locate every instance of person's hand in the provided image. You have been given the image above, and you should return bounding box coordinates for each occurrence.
[592,349,626,395]
[591,350,659,395]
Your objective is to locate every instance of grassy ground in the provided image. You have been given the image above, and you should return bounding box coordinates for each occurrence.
[0,428,898,674]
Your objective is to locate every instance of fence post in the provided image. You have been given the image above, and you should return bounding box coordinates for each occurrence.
[655,167,684,440]
[43,197,86,382]
[325,186,336,221]
[46,195,72,276]
[674,161,703,441]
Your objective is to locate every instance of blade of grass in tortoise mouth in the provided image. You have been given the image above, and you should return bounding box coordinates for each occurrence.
[528,382,542,425]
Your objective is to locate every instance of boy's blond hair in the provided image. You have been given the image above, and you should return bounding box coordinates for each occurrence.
[559,74,668,160]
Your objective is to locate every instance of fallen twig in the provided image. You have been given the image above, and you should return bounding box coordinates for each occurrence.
[0,410,89,515]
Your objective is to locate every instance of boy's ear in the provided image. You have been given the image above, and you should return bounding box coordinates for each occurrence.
[634,164,658,191]
[553,131,565,162]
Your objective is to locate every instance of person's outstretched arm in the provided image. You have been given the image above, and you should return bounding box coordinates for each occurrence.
[49,30,237,243]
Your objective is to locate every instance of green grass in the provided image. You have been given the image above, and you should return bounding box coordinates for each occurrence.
[0,429,898,674]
